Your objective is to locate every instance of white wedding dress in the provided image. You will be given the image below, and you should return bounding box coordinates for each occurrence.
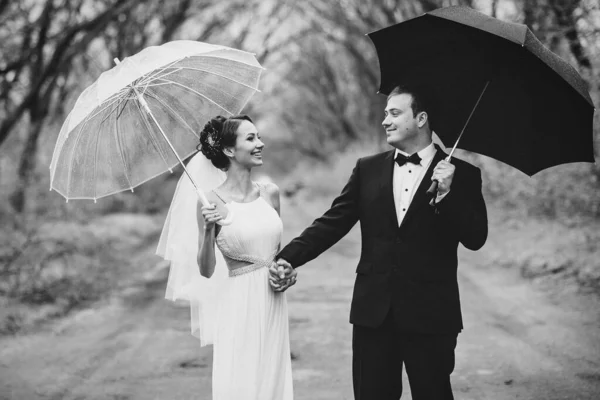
[211,183,293,400]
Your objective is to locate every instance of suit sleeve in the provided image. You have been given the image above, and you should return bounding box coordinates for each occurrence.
[277,160,361,268]
[436,165,488,250]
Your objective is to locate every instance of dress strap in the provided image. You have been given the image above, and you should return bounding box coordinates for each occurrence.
[212,188,227,204]
[255,181,264,198]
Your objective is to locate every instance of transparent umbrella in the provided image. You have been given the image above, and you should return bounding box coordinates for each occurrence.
[49,40,263,215]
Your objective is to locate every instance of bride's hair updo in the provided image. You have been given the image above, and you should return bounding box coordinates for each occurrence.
[197,115,253,170]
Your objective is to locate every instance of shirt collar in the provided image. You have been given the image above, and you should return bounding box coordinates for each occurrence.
[394,142,436,163]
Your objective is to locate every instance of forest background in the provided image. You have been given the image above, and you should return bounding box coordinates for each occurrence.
[0,0,599,336]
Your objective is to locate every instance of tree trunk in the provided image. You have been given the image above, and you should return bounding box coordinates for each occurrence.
[523,0,545,41]
[0,0,134,149]
[491,0,499,17]
[9,115,45,213]
[549,0,592,70]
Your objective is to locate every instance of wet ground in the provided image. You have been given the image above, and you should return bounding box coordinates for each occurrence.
[1,198,599,399]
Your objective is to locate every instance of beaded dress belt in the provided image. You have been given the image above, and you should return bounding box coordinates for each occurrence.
[224,251,277,277]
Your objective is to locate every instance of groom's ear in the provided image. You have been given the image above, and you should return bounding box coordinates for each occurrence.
[417,111,428,128]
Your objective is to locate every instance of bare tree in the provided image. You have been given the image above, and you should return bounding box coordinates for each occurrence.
[259,0,477,159]
[520,0,599,159]
[0,0,214,212]
[0,0,138,211]
[547,0,593,71]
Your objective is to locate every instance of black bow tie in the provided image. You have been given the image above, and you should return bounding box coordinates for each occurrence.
[395,153,422,167]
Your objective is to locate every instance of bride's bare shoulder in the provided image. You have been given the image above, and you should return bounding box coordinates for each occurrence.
[257,181,280,214]
[258,181,280,199]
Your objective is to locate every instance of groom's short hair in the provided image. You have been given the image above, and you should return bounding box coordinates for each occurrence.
[387,84,436,132]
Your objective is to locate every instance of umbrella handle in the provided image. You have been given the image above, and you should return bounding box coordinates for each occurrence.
[135,88,234,224]
[426,155,452,206]
[426,81,490,208]
[217,207,234,226]
[426,180,439,207]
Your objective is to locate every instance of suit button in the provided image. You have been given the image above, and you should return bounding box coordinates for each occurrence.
[395,238,402,245]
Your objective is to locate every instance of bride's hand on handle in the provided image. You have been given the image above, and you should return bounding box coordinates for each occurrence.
[201,203,223,230]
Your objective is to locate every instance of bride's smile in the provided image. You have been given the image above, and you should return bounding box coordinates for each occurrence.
[227,120,265,168]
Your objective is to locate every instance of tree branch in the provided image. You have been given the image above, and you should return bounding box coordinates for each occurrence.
[0,0,135,148]
[548,0,592,70]
[161,0,193,42]
[0,0,10,17]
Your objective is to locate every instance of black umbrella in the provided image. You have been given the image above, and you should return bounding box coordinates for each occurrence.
[367,5,595,198]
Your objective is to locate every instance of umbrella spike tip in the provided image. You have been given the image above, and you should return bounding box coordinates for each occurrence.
[130,187,134,193]
[94,199,97,204]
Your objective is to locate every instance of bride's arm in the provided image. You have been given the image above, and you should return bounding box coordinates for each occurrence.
[198,225,217,278]
[197,191,224,278]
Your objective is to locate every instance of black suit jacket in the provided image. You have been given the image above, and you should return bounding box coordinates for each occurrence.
[278,145,488,334]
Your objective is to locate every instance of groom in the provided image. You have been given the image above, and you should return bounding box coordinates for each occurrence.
[271,84,488,399]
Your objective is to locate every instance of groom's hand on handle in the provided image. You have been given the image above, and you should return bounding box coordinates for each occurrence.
[269,258,297,292]
[432,159,455,195]
[428,159,456,206]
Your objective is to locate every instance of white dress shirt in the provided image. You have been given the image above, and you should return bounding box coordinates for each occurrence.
[392,142,443,226]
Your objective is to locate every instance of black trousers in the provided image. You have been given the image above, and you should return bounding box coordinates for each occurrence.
[352,310,458,400]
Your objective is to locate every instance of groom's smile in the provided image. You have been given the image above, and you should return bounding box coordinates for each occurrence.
[382,93,430,154]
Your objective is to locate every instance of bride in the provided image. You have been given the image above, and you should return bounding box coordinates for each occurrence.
[157,115,296,400]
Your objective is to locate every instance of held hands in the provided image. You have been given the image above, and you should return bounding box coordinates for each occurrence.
[268,259,297,292]
[432,159,455,195]
[200,203,222,230]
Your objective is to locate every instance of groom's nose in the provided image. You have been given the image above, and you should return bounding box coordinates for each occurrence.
[382,115,391,127]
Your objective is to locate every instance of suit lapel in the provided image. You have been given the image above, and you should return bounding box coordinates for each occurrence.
[378,150,398,231]
[398,145,447,231]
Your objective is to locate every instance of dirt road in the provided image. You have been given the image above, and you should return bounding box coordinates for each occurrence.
[1,198,599,400]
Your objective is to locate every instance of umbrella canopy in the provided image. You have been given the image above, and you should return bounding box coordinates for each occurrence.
[367,6,595,176]
[50,40,263,201]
